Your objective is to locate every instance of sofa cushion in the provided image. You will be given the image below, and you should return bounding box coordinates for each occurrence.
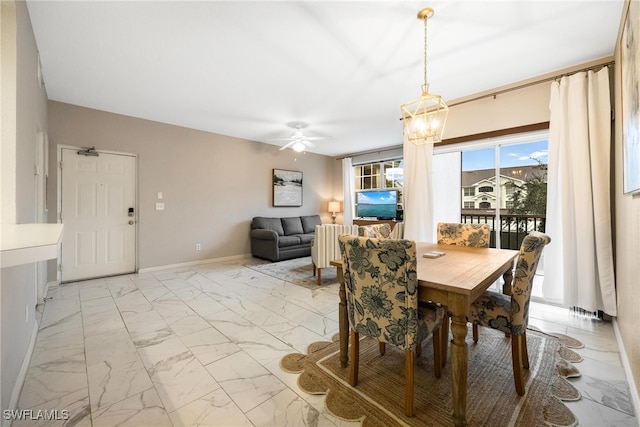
[298,234,315,244]
[252,217,284,236]
[300,215,322,234]
[282,217,304,235]
[278,235,302,247]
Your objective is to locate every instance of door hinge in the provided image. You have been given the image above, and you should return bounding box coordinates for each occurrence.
[59,264,63,271]
[59,212,63,221]
[59,161,63,170]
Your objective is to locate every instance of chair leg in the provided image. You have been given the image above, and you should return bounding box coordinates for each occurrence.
[522,331,530,369]
[350,330,359,387]
[511,334,525,395]
[317,268,322,286]
[432,327,442,379]
[404,349,415,417]
[312,263,316,276]
[440,316,449,366]
[472,323,479,343]
[379,342,386,355]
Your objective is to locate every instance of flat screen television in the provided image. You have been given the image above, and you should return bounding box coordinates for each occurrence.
[356,190,398,219]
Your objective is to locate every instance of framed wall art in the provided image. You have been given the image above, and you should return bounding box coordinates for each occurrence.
[621,1,640,194]
[273,169,303,207]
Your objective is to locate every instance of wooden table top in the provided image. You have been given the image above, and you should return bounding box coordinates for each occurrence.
[415,242,518,296]
[331,242,518,298]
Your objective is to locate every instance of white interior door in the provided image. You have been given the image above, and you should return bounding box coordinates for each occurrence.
[60,148,136,282]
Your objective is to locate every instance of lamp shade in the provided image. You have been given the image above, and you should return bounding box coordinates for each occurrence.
[328,201,341,213]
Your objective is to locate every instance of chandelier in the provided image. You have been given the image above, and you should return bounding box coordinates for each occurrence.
[401,7,448,145]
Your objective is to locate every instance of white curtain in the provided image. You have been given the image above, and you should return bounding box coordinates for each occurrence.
[432,151,462,229]
[543,67,616,316]
[342,157,355,225]
[402,133,435,242]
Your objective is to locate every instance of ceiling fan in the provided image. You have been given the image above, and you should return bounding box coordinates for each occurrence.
[270,122,324,152]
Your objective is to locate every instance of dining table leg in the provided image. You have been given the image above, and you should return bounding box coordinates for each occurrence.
[449,295,468,427]
[336,264,349,368]
[502,260,514,296]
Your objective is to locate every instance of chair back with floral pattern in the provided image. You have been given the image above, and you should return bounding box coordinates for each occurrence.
[358,223,392,239]
[437,223,490,247]
[338,235,427,351]
[510,231,551,333]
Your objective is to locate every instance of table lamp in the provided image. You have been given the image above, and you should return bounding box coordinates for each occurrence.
[328,201,341,224]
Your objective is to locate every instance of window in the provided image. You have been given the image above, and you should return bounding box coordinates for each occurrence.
[354,159,403,203]
[383,160,403,189]
[435,129,549,296]
[354,163,380,190]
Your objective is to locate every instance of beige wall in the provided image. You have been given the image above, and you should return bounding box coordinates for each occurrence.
[1,0,49,413]
[614,0,640,405]
[47,102,337,270]
[444,82,551,139]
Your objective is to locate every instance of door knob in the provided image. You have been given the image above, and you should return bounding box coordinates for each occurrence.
[129,220,134,225]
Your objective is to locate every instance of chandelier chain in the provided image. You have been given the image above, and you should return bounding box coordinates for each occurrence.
[423,13,428,89]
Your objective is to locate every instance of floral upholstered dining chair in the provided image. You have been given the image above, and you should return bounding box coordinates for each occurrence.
[338,235,445,417]
[436,222,491,365]
[358,223,392,239]
[468,231,551,396]
[437,222,490,247]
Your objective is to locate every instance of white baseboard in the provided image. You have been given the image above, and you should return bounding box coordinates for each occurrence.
[613,318,640,418]
[137,253,252,274]
[3,321,39,427]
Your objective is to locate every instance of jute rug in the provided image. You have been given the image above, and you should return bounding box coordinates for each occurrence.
[247,256,337,289]
[281,327,582,427]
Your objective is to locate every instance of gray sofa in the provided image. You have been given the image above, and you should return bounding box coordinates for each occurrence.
[250,215,322,262]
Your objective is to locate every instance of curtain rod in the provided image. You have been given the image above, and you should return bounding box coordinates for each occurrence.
[336,60,614,160]
[335,145,402,161]
[448,60,614,108]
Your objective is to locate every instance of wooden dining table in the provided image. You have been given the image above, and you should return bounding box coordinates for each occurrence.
[330,242,519,427]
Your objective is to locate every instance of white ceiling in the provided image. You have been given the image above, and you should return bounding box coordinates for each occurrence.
[26,1,624,157]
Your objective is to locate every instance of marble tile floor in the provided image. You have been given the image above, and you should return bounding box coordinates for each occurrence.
[15,257,637,426]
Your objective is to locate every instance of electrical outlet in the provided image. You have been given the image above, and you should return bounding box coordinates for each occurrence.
[195,243,201,251]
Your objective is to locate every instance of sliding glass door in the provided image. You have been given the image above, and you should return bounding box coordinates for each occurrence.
[434,130,549,296]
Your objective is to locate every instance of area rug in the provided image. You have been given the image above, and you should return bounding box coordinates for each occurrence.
[246,256,338,289]
[281,327,582,427]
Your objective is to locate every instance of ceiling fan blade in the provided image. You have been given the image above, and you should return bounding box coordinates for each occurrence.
[301,136,325,141]
[302,140,316,147]
[279,140,295,150]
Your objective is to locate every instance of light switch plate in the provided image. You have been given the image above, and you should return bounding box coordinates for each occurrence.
[157,192,163,200]
[155,202,165,211]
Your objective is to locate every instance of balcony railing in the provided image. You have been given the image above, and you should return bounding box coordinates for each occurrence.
[460,212,546,250]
